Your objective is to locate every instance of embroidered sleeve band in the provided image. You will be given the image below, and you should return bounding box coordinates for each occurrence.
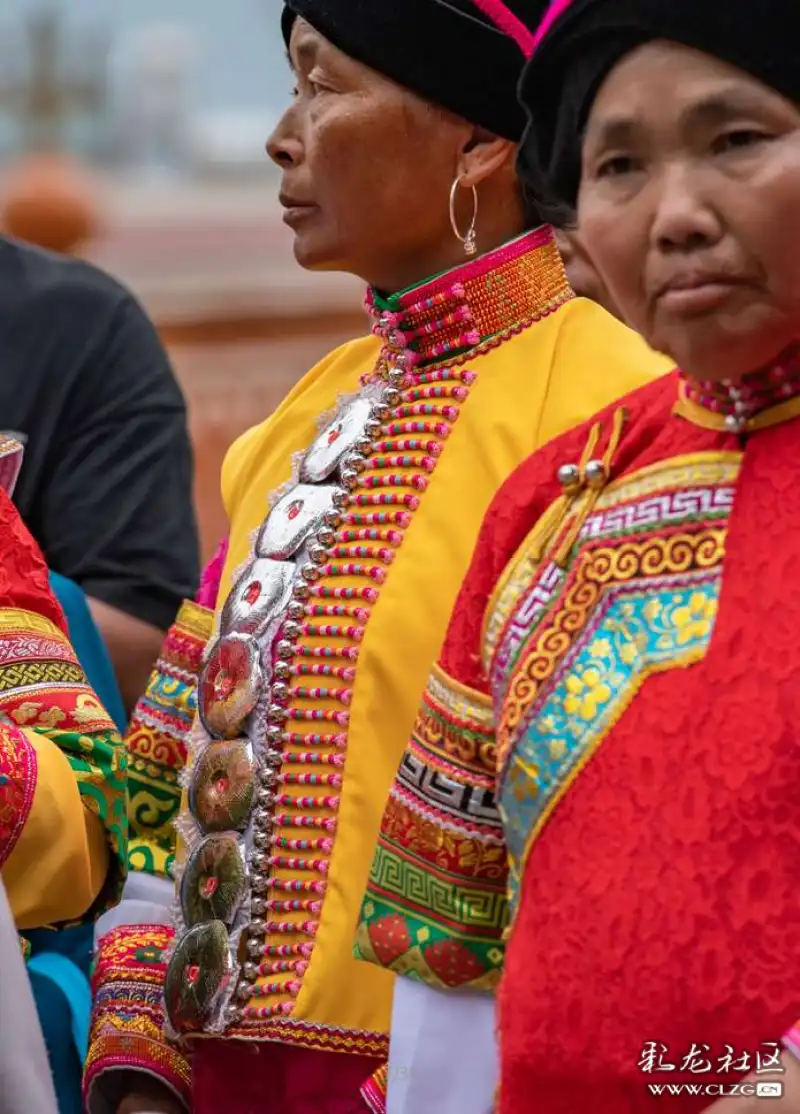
[125,600,214,880]
[84,923,191,1113]
[355,664,507,991]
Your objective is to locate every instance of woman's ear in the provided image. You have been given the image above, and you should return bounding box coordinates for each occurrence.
[458,131,517,188]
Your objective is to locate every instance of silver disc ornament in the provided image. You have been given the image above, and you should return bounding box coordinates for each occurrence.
[198,633,263,740]
[189,737,257,833]
[220,557,296,637]
[180,833,247,928]
[300,397,374,483]
[256,484,342,561]
[165,921,234,1034]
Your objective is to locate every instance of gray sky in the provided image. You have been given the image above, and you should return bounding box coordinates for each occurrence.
[7,0,289,112]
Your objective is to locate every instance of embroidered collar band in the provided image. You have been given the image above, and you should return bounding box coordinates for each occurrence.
[366,226,573,374]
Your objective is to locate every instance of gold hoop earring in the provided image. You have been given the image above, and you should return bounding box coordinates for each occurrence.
[449,174,478,256]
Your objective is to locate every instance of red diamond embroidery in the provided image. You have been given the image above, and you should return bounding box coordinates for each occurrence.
[286,500,304,521]
[327,425,341,445]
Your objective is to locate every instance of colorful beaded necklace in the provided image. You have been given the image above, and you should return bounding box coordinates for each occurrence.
[677,345,800,433]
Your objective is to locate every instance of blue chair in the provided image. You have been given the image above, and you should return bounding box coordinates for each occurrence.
[24,573,127,1114]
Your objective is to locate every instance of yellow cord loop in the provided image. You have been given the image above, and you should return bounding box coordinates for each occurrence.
[529,421,602,562]
[551,406,627,568]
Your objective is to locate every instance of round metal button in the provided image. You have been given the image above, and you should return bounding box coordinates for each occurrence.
[189,738,257,833]
[220,557,295,637]
[180,833,247,928]
[164,921,234,1034]
[198,634,263,739]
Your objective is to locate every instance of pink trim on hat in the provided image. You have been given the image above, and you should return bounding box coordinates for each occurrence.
[531,0,575,53]
[469,0,536,55]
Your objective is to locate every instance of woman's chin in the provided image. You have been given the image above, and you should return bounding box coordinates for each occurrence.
[291,234,342,274]
[652,320,790,382]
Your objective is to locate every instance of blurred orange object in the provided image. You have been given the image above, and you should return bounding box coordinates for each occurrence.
[1,153,100,255]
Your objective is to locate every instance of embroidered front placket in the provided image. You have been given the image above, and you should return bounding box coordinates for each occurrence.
[163,369,410,1034]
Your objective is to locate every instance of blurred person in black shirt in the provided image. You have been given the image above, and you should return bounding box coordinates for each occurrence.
[0,236,200,710]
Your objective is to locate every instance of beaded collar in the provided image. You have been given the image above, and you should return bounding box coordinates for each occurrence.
[365,225,573,377]
[675,346,800,434]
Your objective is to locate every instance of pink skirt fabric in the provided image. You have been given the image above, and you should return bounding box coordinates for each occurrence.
[193,1038,383,1114]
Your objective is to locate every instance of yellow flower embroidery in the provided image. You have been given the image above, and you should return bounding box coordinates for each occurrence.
[11,702,66,728]
[589,638,612,658]
[643,599,662,621]
[672,592,717,645]
[619,641,639,665]
[563,667,612,720]
[548,738,567,760]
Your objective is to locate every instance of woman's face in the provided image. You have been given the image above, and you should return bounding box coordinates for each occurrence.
[268,19,483,290]
[578,41,800,379]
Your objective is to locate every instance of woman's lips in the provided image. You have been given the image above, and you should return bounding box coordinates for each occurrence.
[656,277,744,315]
[281,204,317,227]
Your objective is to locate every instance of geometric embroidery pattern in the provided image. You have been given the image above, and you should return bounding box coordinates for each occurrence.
[356,663,507,990]
[490,458,737,914]
[125,599,213,879]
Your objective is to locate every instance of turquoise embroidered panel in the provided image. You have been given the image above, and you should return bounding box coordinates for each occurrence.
[499,574,722,913]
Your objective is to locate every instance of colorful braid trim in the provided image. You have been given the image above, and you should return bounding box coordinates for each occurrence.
[366,226,571,377]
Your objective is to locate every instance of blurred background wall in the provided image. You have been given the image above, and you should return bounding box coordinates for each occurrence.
[0,1,364,559]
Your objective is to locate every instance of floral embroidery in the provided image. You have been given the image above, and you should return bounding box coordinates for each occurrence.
[673,592,718,644]
[563,666,612,720]
[0,609,126,917]
[495,482,731,913]
[355,664,506,991]
[0,721,36,867]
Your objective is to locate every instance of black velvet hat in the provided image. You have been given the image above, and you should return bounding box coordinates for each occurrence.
[281,0,549,141]
[517,0,800,210]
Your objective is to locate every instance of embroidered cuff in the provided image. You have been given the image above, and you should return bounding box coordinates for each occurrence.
[84,924,191,1112]
[356,665,506,991]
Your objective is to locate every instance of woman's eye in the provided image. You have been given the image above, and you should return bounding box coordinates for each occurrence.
[595,155,638,179]
[307,73,334,96]
[713,129,769,154]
